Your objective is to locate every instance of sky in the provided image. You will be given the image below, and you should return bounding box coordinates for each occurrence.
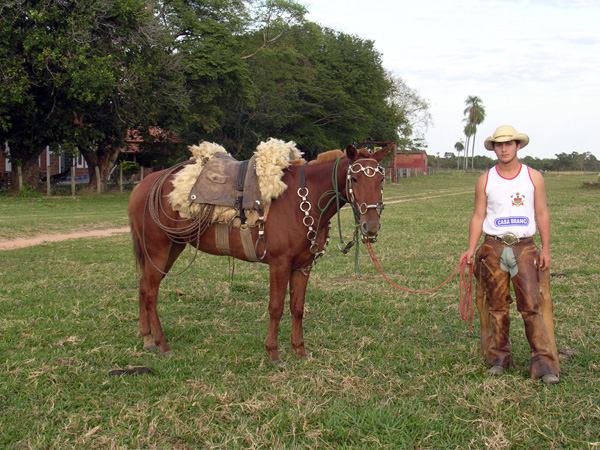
[302,0,600,160]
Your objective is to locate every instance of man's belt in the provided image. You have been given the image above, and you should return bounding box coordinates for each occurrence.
[485,233,533,246]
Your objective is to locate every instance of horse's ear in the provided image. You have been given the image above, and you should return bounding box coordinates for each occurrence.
[345,144,358,161]
[374,144,392,162]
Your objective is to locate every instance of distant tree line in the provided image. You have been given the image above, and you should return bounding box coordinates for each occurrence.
[0,0,431,191]
[432,151,600,172]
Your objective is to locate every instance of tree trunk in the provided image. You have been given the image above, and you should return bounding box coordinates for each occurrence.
[10,155,42,192]
[82,142,121,192]
[464,136,470,171]
[471,132,477,170]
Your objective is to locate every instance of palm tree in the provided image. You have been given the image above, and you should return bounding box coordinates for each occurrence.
[454,140,464,170]
[463,96,486,169]
[463,121,475,170]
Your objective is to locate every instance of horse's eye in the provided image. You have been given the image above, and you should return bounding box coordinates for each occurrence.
[351,177,358,183]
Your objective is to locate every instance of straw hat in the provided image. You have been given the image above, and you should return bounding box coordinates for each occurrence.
[484,125,529,150]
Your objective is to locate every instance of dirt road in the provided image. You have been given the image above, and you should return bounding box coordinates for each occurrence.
[0,227,130,251]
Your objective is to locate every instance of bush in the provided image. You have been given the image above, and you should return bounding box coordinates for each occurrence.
[119,161,140,178]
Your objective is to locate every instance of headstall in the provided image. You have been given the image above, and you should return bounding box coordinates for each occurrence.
[297,155,385,270]
[346,159,385,229]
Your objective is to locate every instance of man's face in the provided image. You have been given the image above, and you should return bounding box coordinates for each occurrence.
[493,140,520,162]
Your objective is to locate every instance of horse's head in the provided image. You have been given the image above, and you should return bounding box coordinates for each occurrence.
[344,144,391,242]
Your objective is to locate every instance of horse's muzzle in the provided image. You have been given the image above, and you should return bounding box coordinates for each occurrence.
[360,221,381,243]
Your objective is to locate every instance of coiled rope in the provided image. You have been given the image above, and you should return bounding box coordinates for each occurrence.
[365,241,475,330]
[142,161,215,276]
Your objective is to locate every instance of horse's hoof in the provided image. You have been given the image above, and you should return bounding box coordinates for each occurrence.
[271,359,286,368]
[298,353,312,362]
[160,350,175,358]
[143,344,158,352]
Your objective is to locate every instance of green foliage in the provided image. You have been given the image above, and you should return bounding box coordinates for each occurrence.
[0,173,598,448]
[13,184,42,198]
[1,0,428,186]
[119,161,140,178]
[0,0,188,188]
[217,23,405,159]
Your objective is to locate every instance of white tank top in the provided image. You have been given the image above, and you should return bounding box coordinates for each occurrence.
[482,164,537,238]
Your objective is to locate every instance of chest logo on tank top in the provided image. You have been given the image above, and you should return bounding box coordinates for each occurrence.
[495,217,530,227]
[511,192,525,207]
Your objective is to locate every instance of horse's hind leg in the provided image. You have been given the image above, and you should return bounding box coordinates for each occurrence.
[289,269,311,360]
[139,242,186,355]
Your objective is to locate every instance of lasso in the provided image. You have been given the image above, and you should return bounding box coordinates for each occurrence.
[365,241,475,331]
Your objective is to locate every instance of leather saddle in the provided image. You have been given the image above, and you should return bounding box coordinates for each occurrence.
[187,153,263,213]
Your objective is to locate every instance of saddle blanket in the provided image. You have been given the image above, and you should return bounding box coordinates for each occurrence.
[168,138,304,227]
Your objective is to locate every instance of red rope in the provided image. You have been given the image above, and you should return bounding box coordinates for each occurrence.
[365,241,475,331]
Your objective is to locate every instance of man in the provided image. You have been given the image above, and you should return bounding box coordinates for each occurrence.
[460,125,560,384]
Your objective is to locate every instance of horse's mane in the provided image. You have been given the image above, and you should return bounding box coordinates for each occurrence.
[308,149,344,165]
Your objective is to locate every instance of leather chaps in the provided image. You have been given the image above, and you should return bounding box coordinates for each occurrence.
[474,236,560,378]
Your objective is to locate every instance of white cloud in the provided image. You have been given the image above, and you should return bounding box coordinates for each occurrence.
[303,0,600,159]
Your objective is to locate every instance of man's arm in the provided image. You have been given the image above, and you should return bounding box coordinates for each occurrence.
[531,168,552,270]
[461,173,487,265]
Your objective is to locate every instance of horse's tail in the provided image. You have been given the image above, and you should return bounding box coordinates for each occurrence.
[129,184,145,273]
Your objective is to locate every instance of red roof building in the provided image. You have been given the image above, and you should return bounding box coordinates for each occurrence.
[391,151,428,181]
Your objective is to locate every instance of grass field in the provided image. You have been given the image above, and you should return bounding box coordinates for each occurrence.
[1,171,599,449]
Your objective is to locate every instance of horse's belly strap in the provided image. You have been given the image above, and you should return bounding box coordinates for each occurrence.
[214,223,260,262]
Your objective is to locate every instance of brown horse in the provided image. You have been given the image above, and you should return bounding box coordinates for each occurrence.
[128,144,391,364]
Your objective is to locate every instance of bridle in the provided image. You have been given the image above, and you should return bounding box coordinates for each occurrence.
[346,158,385,242]
[297,154,385,272]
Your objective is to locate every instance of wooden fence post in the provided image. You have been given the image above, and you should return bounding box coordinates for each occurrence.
[46,146,51,196]
[119,165,123,193]
[95,166,101,193]
[46,165,51,196]
[71,165,76,197]
[17,166,22,192]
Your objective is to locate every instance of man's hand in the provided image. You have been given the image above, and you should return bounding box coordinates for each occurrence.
[460,251,474,266]
[539,248,552,271]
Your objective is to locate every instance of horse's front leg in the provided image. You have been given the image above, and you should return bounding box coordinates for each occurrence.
[289,268,311,360]
[266,261,292,365]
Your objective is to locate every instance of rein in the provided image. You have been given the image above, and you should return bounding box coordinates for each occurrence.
[365,241,475,330]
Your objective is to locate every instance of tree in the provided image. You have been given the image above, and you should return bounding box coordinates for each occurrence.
[387,73,432,153]
[242,0,308,59]
[214,22,423,159]
[0,0,70,190]
[0,0,188,191]
[463,95,486,170]
[454,140,464,170]
[62,0,189,190]
[462,121,474,171]
[1,0,432,188]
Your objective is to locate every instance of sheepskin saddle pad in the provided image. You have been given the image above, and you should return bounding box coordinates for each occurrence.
[168,138,304,226]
